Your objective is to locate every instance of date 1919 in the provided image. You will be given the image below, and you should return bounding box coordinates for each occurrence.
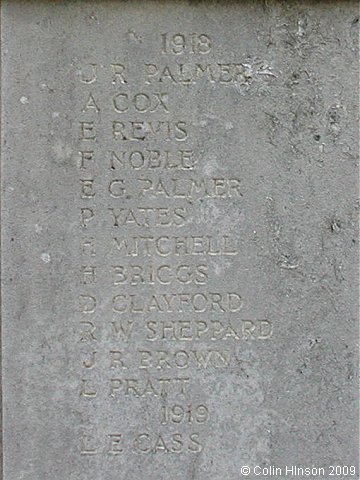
[161,404,210,425]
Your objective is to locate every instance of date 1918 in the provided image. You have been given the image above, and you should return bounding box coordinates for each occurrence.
[161,33,212,55]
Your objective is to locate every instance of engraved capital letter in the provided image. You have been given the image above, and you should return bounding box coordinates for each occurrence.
[83,351,97,369]
[79,151,94,169]
[108,434,123,454]
[259,320,273,339]
[111,64,127,84]
[79,294,96,313]
[79,64,98,84]
[82,93,100,112]
[80,238,96,256]
[80,434,97,455]
[80,379,97,397]
[81,208,95,227]
[80,321,97,341]
[81,266,96,284]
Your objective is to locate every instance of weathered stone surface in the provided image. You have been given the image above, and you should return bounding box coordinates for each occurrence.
[1,1,359,479]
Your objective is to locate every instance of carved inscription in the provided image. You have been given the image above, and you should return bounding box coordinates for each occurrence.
[76,33,273,456]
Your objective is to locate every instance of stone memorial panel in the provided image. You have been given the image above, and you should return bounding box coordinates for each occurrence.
[1,1,359,479]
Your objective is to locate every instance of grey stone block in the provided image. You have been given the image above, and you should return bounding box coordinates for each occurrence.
[1,1,358,479]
